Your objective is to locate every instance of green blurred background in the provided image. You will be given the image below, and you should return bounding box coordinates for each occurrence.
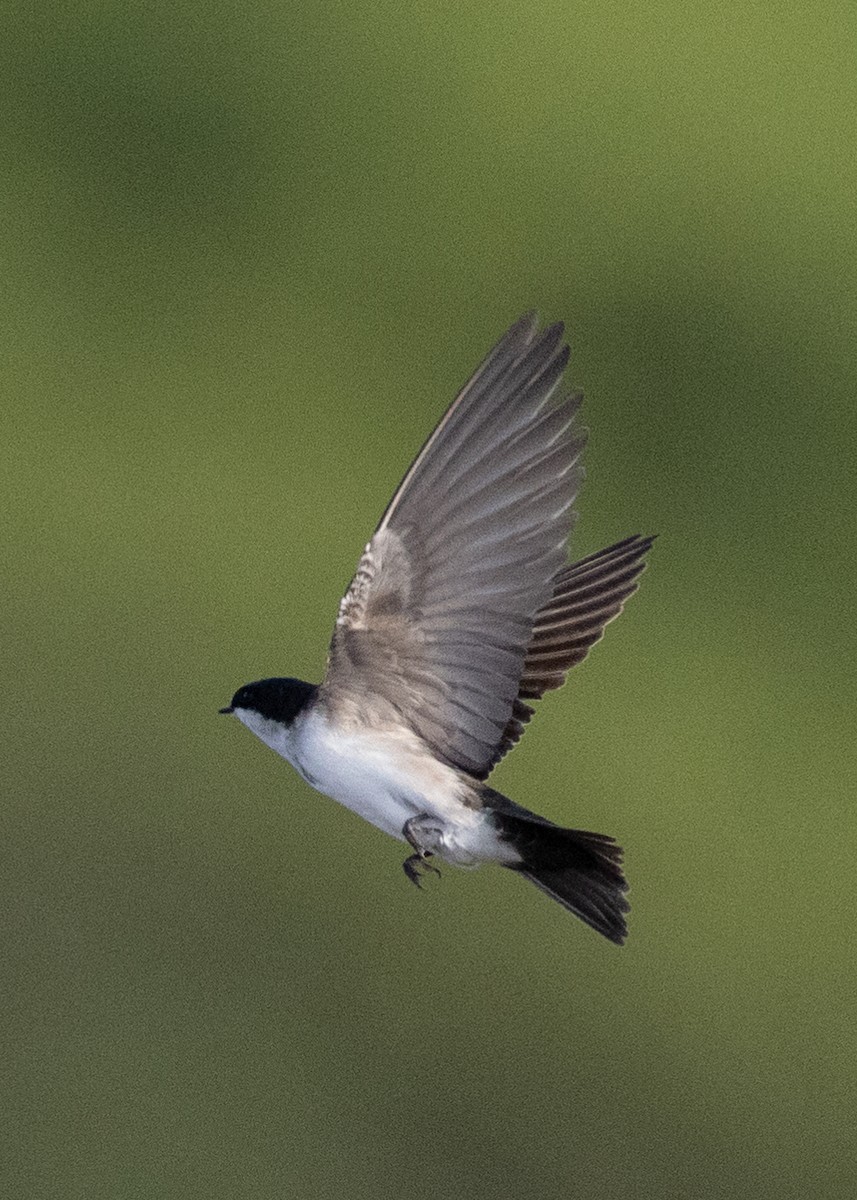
[4,2,856,1197]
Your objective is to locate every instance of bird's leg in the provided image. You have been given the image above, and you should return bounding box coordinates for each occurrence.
[402,813,444,888]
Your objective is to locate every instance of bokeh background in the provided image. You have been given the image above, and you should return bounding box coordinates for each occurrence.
[4,3,856,1197]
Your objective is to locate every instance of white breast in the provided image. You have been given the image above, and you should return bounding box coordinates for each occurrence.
[234,705,475,842]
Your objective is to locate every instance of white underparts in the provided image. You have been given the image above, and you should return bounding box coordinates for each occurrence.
[233,706,522,868]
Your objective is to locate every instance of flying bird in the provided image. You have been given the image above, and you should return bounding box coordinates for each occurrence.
[221,315,653,943]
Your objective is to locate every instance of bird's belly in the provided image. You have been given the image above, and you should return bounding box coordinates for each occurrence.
[291,712,472,842]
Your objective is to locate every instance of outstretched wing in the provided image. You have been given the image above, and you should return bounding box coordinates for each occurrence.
[323,315,586,778]
[481,534,655,777]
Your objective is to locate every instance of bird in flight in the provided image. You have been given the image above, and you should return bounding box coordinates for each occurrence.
[221,315,653,943]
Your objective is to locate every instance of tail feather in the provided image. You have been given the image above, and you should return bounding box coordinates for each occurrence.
[488,799,630,943]
[517,855,630,945]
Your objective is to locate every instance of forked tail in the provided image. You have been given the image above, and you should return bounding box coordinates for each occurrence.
[513,831,629,944]
[486,791,630,943]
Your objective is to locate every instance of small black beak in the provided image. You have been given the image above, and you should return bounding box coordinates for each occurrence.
[218,706,234,715]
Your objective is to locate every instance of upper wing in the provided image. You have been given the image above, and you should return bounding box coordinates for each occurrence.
[323,314,587,777]
[481,534,655,777]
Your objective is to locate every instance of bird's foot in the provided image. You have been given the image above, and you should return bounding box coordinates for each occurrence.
[403,852,441,888]
[402,813,445,888]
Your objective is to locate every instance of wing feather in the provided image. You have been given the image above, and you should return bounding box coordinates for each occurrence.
[481,535,655,775]
[323,316,587,776]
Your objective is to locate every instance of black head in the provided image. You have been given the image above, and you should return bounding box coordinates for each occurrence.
[219,677,317,725]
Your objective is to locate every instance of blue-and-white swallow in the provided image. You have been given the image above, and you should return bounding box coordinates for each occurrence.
[221,315,653,942]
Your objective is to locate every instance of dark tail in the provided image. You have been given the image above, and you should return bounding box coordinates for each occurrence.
[486,792,630,944]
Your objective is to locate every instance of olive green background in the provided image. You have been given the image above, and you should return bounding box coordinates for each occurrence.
[4,3,855,1198]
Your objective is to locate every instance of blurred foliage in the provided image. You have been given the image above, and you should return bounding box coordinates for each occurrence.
[3,2,856,1197]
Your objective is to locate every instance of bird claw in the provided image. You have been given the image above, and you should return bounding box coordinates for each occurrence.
[402,813,444,888]
[403,852,441,889]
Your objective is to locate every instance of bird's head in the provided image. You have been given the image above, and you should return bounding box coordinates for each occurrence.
[219,677,317,726]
